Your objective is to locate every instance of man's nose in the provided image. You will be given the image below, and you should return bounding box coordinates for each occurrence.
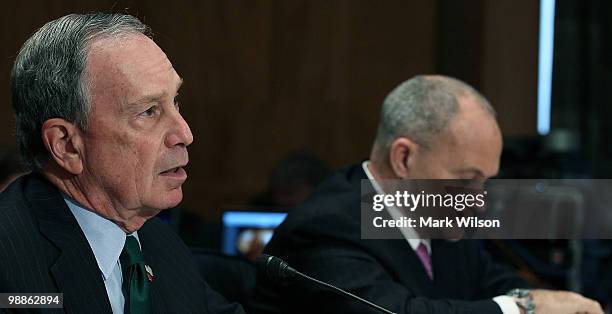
[165,112,194,148]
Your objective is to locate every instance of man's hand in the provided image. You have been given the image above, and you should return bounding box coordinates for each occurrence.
[530,289,603,314]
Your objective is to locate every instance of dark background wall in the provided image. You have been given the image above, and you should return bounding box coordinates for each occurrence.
[0,0,539,219]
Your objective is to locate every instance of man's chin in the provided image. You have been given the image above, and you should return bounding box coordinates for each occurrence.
[163,187,184,208]
[146,187,184,211]
[443,228,465,241]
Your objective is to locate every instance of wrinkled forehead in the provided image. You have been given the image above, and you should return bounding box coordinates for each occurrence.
[85,34,180,104]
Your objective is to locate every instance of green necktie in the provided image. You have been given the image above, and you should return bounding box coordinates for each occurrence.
[120,236,152,314]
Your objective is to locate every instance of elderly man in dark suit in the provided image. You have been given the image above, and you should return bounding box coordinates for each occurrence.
[0,13,243,314]
[252,75,603,314]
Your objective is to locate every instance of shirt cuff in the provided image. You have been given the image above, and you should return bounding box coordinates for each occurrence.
[493,295,521,314]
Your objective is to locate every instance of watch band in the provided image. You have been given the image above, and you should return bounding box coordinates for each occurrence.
[507,289,535,314]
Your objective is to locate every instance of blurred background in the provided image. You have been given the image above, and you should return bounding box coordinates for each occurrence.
[1,0,612,310]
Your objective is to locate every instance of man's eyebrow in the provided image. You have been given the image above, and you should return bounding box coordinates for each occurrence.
[128,77,183,107]
[130,93,165,106]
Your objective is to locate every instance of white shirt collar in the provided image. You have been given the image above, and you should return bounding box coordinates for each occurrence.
[64,196,140,280]
[362,161,431,254]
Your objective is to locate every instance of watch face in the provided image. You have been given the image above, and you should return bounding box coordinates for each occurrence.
[507,289,535,313]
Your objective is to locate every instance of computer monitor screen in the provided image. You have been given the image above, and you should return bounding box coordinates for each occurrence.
[221,211,288,257]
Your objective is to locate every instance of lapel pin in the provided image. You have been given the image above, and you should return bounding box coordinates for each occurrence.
[145,265,154,282]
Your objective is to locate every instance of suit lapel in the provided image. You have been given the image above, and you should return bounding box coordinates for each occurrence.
[140,233,167,314]
[381,239,435,296]
[27,174,112,314]
[430,239,463,298]
[353,165,438,295]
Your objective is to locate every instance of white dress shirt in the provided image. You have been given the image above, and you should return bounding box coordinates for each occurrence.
[64,196,141,314]
[361,161,519,314]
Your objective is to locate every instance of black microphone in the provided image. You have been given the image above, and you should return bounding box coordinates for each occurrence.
[256,254,397,314]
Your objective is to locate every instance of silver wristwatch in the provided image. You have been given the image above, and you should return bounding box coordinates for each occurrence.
[507,289,535,314]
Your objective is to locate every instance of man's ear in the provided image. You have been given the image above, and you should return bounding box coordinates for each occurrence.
[41,118,84,175]
[388,137,419,179]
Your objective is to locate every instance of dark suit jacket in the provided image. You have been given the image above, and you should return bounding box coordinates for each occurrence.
[0,173,244,314]
[251,164,530,314]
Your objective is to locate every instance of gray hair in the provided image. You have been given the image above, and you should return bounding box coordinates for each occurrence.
[11,13,151,171]
[374,75,495,153]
